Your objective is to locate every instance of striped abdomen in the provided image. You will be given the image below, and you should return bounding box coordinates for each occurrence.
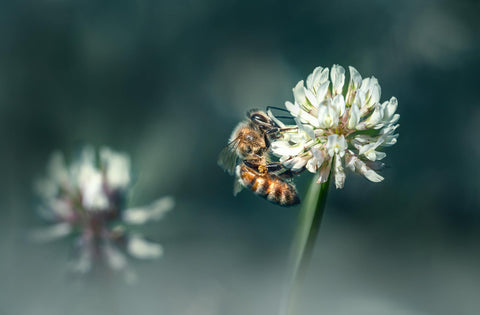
[238,164,300,207]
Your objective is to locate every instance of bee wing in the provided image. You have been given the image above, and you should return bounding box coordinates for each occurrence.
[233,176,244,196]
[217,138,239,175]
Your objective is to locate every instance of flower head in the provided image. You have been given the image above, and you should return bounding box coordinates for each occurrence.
[32,146,175,281]
[271,65,399,188]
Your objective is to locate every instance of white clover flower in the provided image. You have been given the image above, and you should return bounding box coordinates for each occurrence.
[32,146,175,281]
[271,65,399,189]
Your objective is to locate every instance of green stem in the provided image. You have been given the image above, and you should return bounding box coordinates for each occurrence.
[285,174,331,315]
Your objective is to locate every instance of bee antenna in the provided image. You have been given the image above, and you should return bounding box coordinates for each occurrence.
[274,116,295,120]
[266,106,290,113]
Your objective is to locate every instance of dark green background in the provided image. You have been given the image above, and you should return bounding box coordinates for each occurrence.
[1,0,479,314]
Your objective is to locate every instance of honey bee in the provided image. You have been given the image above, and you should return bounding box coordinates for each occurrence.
[218,110,300,206]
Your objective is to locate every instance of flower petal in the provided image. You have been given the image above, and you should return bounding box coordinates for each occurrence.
[123,196,175,225]
[369,80,381,106]
[334,155,346,189]
[331,64,345,95]
[363,168,384,182]
[104,242,128,271]
[345,66,362,105]
[298,109,321,128]
[285,101,300,117]
[318,103,339,128]
[306,157,318,173]
[29,223,72,243]
[295,118,315,140]
[81,170,109,210]
[70,237,94,274]
[361,103,384,129]
[315,81,330,103]
[318,67,330,85]
[100,147,131,190]
[326,134,347,157]
[350,154,384,182]
[383,97,398,122]
[267,109,286,128]
[317,158,332,184]
[305,89,318,108]
[293,80,308,108]
[348,66,362,90]
[347,104,360,129]
[271,140,306,157]
[354,89,366,111]
[283,156,308,172]
[306,66,323,90]
[332,94,345,116]
[127,236,163,259]
[47,151,69,187]
[304,147,324,173]
[311,146,326,165]
[359,77,381,110]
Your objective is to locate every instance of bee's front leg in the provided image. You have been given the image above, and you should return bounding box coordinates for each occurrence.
[278,166,306,179]
[264,128,280,147]
[243,159,262,171]
[265,162,283,173]
[243,158,272,174]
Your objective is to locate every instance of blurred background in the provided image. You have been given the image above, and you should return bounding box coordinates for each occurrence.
[0,0,479,314]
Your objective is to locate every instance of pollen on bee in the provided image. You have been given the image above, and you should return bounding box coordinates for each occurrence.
[258,165,267,174]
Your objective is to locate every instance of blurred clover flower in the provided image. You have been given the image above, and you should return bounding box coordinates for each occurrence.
[271,65,399,188]
[32,146,174,281]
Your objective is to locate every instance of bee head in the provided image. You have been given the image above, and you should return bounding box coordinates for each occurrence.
[247,110,277,130]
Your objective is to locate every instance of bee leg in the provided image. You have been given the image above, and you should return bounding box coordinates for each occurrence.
[264,127,298,145]
[244,159,272,174]
[243,159,261,171]
[278,166,305,179]
[278,169,294,179]
[290,166,305,175]
[264,128,281,146]
[265,128,280,135]
[265,162,283,172]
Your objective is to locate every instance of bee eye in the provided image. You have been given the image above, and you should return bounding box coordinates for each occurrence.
[250,113,269,124]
